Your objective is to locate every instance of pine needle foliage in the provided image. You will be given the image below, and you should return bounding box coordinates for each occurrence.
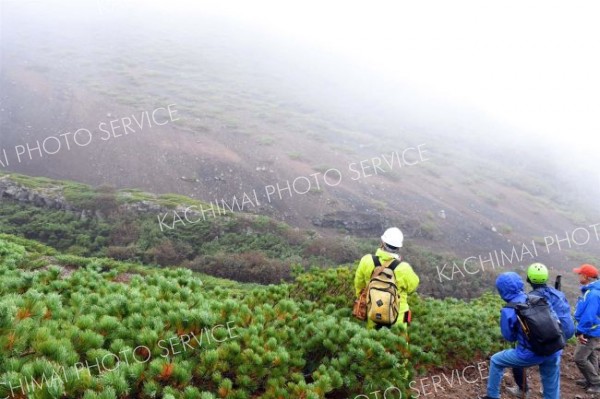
[0,234,505,398]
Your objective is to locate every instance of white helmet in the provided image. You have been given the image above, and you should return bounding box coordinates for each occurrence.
[381,227,404,248]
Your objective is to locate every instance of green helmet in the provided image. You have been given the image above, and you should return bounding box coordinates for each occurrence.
[527,263,549,284]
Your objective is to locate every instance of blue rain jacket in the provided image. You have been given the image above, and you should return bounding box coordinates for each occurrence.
[496,272,561,361]
[530,285,575,340]
[574,280,600,337]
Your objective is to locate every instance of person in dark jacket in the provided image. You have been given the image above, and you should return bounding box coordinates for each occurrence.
[479,272,561,399]
[507,263,575,398]
[573,263,600,393]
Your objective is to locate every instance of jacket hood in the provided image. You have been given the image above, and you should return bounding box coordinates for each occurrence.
[375,248,400,261]
[496,272,526,302]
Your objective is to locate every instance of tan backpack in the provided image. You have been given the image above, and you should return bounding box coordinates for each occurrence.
[367,255,400,326]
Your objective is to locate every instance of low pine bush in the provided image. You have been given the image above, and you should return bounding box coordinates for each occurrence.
[0,234,505,398]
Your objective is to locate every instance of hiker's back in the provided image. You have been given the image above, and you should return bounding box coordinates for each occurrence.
[533,286,575,340]
[354,248,419,328]
[506,294,566,356]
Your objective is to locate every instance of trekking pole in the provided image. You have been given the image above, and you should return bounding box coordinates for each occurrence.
[522,367,527,399]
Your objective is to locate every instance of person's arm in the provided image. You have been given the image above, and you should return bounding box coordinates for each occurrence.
[354,255,372,297]
[395,262,420,294]
[576,293,600,336]
[500,308,518,342]
[560,295,576,339]
[574,296,585,340]
[574,297,584,324]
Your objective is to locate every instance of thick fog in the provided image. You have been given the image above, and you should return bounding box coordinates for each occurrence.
[1,0,599,211]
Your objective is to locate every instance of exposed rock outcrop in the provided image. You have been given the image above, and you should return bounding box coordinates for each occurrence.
[0,176,201,221]
[0,176,73,211]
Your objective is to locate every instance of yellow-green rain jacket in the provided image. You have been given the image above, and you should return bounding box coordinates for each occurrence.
[354,248,420,329]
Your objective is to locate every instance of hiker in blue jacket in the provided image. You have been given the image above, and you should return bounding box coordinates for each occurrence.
[479,272,561,399]
[507,263,574,398]
[573,263,600,393]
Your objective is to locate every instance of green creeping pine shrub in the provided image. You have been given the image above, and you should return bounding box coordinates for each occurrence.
[0,233,506,398]
[0,203,112,257]
[409,293,509,367]
[290,266,506,368]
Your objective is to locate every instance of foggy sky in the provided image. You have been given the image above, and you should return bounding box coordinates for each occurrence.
[2,0,599,203]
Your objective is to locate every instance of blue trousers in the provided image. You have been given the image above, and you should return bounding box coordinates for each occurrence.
[487,349,560,399]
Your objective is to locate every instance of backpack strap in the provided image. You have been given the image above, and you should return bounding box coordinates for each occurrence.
[372,255,401,270]
[504,302,529,336]
[372,255,381,267]
[370,255,387,279]
[388,259,400,271]
[370,256,401,280]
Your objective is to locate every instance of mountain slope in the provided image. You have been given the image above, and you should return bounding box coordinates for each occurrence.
[1,9,599,267]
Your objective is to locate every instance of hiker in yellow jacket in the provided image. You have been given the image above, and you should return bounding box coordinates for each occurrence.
[354,227,420,329]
